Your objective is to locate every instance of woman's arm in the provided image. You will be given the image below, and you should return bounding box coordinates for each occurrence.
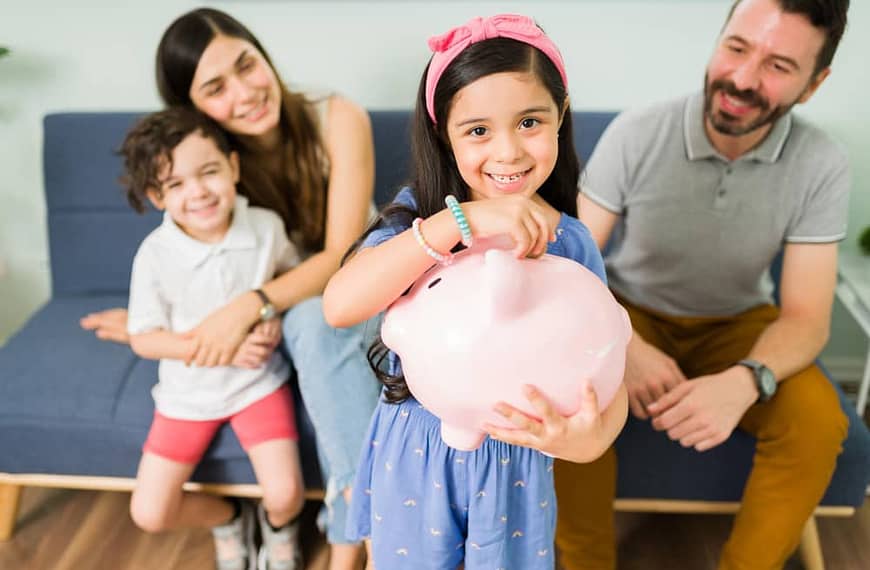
[261,95,376,309]
[185,95,376,367]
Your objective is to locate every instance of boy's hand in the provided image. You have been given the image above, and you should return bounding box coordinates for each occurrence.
[80,308,130,344]
[185,292,261,367]
[483,383,611,463]
[231,318,283,369]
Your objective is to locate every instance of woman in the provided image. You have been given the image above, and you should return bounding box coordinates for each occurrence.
[81,8,379,569]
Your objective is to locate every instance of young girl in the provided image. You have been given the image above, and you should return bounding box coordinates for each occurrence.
[323,14,628,570]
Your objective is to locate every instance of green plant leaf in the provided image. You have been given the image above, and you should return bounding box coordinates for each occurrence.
[859,225,870,256]
[0,47,10,58]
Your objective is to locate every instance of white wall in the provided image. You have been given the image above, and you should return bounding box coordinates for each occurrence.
[1,1,868,370]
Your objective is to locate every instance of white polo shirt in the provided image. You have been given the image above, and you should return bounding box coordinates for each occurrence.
[127,196,301,420]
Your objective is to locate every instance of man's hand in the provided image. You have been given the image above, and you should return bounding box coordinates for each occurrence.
[231,318,283,369]
[647,366,758,452]
[624,335,687,419]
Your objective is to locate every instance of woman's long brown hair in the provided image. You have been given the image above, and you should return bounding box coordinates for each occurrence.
[156,8,328,250]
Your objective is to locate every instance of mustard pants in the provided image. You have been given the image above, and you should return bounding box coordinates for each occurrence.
[555,300,848,570]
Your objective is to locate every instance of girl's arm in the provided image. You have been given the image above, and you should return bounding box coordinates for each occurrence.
[323,208,460,328]
[484,383,629,463]
[324,194,558,328]
[185,95,376,367]
[129,329,197,362]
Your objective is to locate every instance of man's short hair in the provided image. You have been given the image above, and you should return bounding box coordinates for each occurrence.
[725,0,849,74]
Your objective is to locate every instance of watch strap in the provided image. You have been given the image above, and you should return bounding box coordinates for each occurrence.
[253,288,272,308]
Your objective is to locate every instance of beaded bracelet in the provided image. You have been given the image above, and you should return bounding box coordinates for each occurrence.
[445,195,473,247]
[412,217,453,266]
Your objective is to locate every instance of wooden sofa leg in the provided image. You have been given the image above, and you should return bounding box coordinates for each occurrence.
[0,483,23,541]
[798,516,824,570]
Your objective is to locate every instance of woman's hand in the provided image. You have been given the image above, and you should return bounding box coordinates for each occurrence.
[184,291,261,367]
[231,318,283,369]
[80,308,130,344]
[463,195,556,259]
[483,383,613,463]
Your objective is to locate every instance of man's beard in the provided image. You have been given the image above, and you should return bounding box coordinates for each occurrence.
[703,75,795,136]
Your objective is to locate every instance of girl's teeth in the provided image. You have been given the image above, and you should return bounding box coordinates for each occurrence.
[492,172,523,183]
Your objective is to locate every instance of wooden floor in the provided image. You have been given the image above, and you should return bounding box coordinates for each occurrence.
[1,486,868,569]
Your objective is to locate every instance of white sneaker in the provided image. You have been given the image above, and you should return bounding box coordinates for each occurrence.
[256,502,302,570]
[211,499,257,570]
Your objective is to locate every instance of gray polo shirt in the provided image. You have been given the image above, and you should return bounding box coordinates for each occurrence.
[582,92,850,317]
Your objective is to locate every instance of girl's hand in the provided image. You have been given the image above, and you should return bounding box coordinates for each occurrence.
[80,308,131,344]
[464,195,556,259]
[183,292,261,367]
[231,318,283,369]
[483,383,609,463]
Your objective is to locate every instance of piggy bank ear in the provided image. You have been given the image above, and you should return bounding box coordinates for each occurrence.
[484,249,529,321]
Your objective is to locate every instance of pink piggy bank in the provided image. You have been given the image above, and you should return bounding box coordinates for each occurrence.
[382,242,632,451]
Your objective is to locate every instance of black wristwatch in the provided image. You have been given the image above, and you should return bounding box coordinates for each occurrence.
[253,289,276,322]
[737,359,777,403]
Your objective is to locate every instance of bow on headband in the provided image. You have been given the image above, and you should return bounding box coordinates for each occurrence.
[425,14,568,123]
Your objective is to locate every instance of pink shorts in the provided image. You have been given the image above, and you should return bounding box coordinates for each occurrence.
[143,384,299,464]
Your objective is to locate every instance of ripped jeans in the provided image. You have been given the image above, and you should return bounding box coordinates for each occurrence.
[281,296,381,544]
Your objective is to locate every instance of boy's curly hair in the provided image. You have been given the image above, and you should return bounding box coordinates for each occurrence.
[119,108,233,213]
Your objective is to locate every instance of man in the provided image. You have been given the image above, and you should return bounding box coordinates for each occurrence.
[555,1,851,569]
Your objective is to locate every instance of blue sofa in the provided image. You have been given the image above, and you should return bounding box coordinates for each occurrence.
[1,111,868,554]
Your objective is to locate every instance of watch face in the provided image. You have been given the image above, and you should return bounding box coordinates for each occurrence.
[759,367,777,398]
[260,304,276,321]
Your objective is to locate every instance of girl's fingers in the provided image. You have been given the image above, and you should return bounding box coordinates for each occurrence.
[494,402,541,435]
[523,385,560,424]
[483,423,533,448]
[512,222,533,259]
[519,216,540,258]
[529,207,551,257]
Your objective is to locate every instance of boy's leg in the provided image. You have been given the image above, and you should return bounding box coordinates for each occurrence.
[130,452,231,531]
[247,439,305,526]
[235,385,306,569]
[233,384,304,527]
[133,412,230,531]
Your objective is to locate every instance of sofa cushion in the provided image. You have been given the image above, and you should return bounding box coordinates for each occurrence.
[0,296,321,486]
[615,381,870,507]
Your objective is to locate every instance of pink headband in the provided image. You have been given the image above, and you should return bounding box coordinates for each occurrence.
[425,14,569,124]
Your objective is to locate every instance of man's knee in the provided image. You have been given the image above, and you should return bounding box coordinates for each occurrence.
[752,366,847,457]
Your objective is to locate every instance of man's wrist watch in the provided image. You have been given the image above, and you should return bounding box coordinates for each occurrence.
[253,289,276,322]
[737,359,777,403]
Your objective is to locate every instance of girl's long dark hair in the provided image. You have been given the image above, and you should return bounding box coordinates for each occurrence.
[353,36,581,403]
[156,8,328,251]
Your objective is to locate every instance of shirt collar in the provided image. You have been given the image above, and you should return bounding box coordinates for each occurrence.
[683,91,792,164]
[158,195,258,268]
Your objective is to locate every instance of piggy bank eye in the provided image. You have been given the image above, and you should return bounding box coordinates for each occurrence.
[427,278,442,289]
